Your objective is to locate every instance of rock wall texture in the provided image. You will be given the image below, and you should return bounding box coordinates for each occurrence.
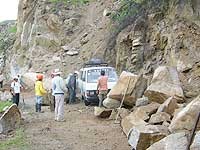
[0,0,200,99]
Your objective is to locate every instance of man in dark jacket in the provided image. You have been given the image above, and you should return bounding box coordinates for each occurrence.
[68,71,78,104]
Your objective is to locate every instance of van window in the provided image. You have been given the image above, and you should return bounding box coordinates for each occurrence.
[87,68,117,83]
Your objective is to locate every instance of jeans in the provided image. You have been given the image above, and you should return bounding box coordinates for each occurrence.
[35,96,43,112]
[69,87,76,104]
[36,96,43,104]
[13,93,20,106]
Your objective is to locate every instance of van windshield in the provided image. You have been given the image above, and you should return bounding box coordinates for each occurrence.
[87,68,118,83]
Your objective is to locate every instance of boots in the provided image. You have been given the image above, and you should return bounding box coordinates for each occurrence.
[38,104,44,113]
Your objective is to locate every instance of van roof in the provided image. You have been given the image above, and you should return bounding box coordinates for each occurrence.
[80,66,114,71]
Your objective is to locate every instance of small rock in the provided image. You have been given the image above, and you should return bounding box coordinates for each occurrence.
[135,96,149,107]
[94,107,112,118]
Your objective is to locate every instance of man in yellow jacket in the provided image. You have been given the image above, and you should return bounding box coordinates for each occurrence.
[35,74,47,112]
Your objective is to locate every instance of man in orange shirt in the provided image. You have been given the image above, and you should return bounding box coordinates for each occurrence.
[97,70,108,107]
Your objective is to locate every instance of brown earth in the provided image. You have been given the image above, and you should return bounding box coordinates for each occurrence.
[20,91,130,150]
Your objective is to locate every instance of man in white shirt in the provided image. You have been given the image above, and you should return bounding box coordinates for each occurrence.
[52,69,68,122]
[10,76,22,106]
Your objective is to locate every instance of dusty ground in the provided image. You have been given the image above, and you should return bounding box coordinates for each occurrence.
[19,92,130,150]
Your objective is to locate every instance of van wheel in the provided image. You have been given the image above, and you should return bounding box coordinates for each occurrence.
[84,99,90,106]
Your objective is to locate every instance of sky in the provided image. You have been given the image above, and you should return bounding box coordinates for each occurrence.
[0,0,19,22]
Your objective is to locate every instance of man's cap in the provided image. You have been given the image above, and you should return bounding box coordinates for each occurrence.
[52,69,62,75]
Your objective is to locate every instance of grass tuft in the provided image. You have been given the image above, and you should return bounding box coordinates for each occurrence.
[0,129,29,150]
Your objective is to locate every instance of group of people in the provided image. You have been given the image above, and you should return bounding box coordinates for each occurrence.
[9,68,108,122]
[34,69,79,122]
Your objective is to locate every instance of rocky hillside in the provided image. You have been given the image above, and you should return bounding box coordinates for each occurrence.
[0,0,200,99]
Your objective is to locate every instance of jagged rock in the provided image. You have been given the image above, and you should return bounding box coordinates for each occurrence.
[147,132,188,150]
[132,38,142,47]
[177,60,193,72]
[61,45,70,51]
[121,102,160,136]
[94,107,112,118]
[162,121,170,127]
[139,102,160,116]
[128,125,168,150]
[169,96,200,133]
[157,97,178,116]
[109,108,130,120]
[0,104,21,134]
[52,56,61,62]
[149,112,171,124]
[47,14,62,31]
[80,38,89,45]
[103,9,111,16]
[35,34,61,48]
[108,71,147,106]
[144,66,184,103]
[135,96,149,107]
[191,131,200,149]
[66,50,79,56]
[64,18,79,27]
[103,97,120,109]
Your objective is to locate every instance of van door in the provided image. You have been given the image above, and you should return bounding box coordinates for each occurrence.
[78,70,86,97]
[81,70,86,97]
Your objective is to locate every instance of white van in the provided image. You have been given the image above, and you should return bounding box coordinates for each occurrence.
[78,64,118,106]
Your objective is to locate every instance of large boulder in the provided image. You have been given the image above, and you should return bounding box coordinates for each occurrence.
[147,132,188,150]
[0,104,21,134]
[103,97,120,109]
[128,125,168,150]
[169,96,200,133]
[157,96,178,116]
[144,66,184,103]
[108,71,148,106]
[121,102,160,136]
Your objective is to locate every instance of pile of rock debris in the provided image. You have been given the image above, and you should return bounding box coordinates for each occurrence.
[95,66,200,150]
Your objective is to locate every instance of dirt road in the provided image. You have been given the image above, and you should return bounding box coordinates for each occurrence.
[20,93,130,150]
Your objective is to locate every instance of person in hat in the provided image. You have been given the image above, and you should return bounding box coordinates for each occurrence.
[52,69,68,122]
[10,76,22,106]
[35,74,47,112]
[67,71,78,104]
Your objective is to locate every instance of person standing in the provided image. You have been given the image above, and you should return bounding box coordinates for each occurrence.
[10,76,22,106]
[68,71,78,104]
[0,72,4,88]
[35,74,47,112]
[97,70,108,107]
[50,73,56,111]
[52,69,67,122]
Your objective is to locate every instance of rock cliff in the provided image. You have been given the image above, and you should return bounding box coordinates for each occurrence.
[0,0,200,99]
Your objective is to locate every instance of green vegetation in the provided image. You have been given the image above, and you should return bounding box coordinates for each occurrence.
[111,0,144,23]
[0,129,29,150]
[0,101,13,112]
[111,0,169,25]
[49,0,90,5]
[8,25,17,33]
